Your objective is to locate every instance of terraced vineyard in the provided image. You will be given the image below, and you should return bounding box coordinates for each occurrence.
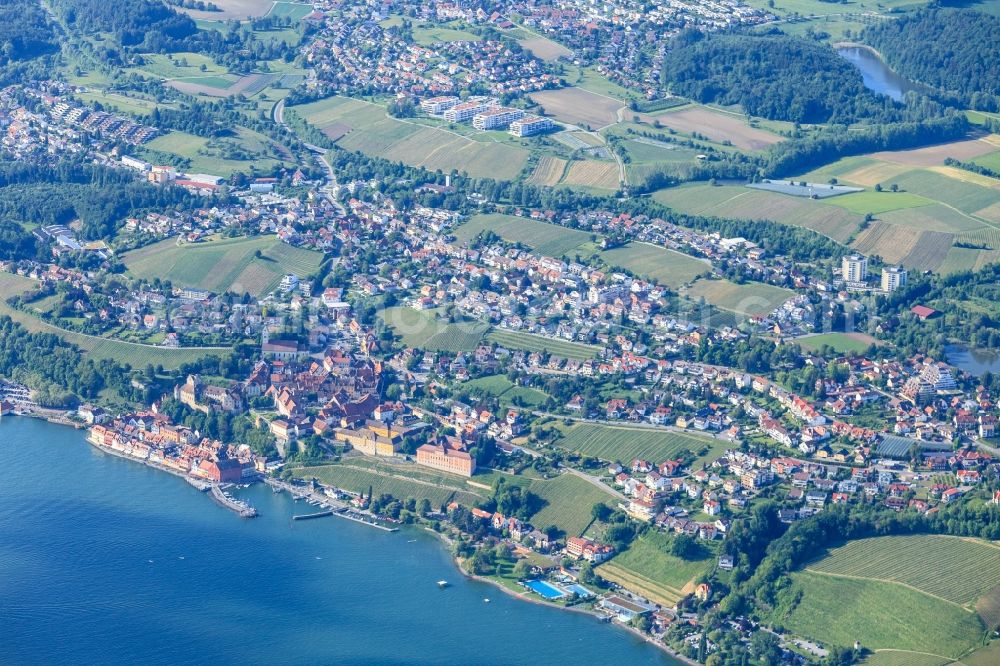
[452,213,593,257]
[806,534,1000,606]
[599,242,710,289]
[124,235,323,297]
[529,474,618,537]
[596,562,685,608]
[486,329,600,360]
[381,307,488,352]
[554,423,723,465]
[596,533,709,607]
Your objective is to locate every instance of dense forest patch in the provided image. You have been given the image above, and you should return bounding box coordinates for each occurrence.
[863,9,1000,111]
[660,32,904,124]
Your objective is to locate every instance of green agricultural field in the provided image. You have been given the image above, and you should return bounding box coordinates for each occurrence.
[653,184,863,244]
[972,150,1000,173]
[486,329,600,361]
[381,306,488,352]
[554,423,723,465]
[795,332,879,354]
[74,90,167,117]
[780,571,984,659]
[460,374,550,408]
[142,128,288,177]
[857,651,949,666]
[0,272,228,369]
[529,473,619,537]
[597,532,710,607]
[131,52,229,79]
[267,2,314,21]
[826,190,935,216]
[294,463,483,508]
[290,96,528,180]
[124,235,323,297]
[600,242,710,289]
[805,535,1000,607]
[892,170,1000,215]
[452,214,594,258]
[687,279,793,317]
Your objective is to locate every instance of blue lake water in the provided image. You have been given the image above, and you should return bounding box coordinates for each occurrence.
[946,345,1000,377]
[0,417,677,665]
[837,46,921,103]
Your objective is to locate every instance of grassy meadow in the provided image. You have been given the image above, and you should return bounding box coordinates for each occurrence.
[123,235,323,297]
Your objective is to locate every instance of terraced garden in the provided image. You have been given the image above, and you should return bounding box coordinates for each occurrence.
[293,462,483,508]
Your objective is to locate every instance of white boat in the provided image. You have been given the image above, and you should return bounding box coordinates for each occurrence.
[483,598,490,603]
[437,580,449,588]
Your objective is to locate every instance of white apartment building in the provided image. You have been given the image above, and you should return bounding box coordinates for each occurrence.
[472,107,524,130]
[881,265,907,292]
[842,254,868,283]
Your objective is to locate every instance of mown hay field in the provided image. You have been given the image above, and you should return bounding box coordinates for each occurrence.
[597,532,710,606]
[526,156,567,186]
[561,160,620,190]
[687,279,793,317]
[647,106,782,151]
[529,87,623,129]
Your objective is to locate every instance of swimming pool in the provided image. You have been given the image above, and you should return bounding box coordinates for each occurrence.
[562,583,594,598]
[524,580,566,600]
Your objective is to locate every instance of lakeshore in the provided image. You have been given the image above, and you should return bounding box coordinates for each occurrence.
[0,416,683,665]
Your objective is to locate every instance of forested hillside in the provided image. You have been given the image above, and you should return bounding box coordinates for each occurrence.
[660,32,903,124]
[0,0,58,64]
[51,0,199,51]
[0,161,206,240]
[863,9,1000,110]
[0,0,60,85]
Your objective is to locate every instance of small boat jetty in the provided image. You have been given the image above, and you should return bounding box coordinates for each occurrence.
[265,477,396,531]
[211,483,257,518]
